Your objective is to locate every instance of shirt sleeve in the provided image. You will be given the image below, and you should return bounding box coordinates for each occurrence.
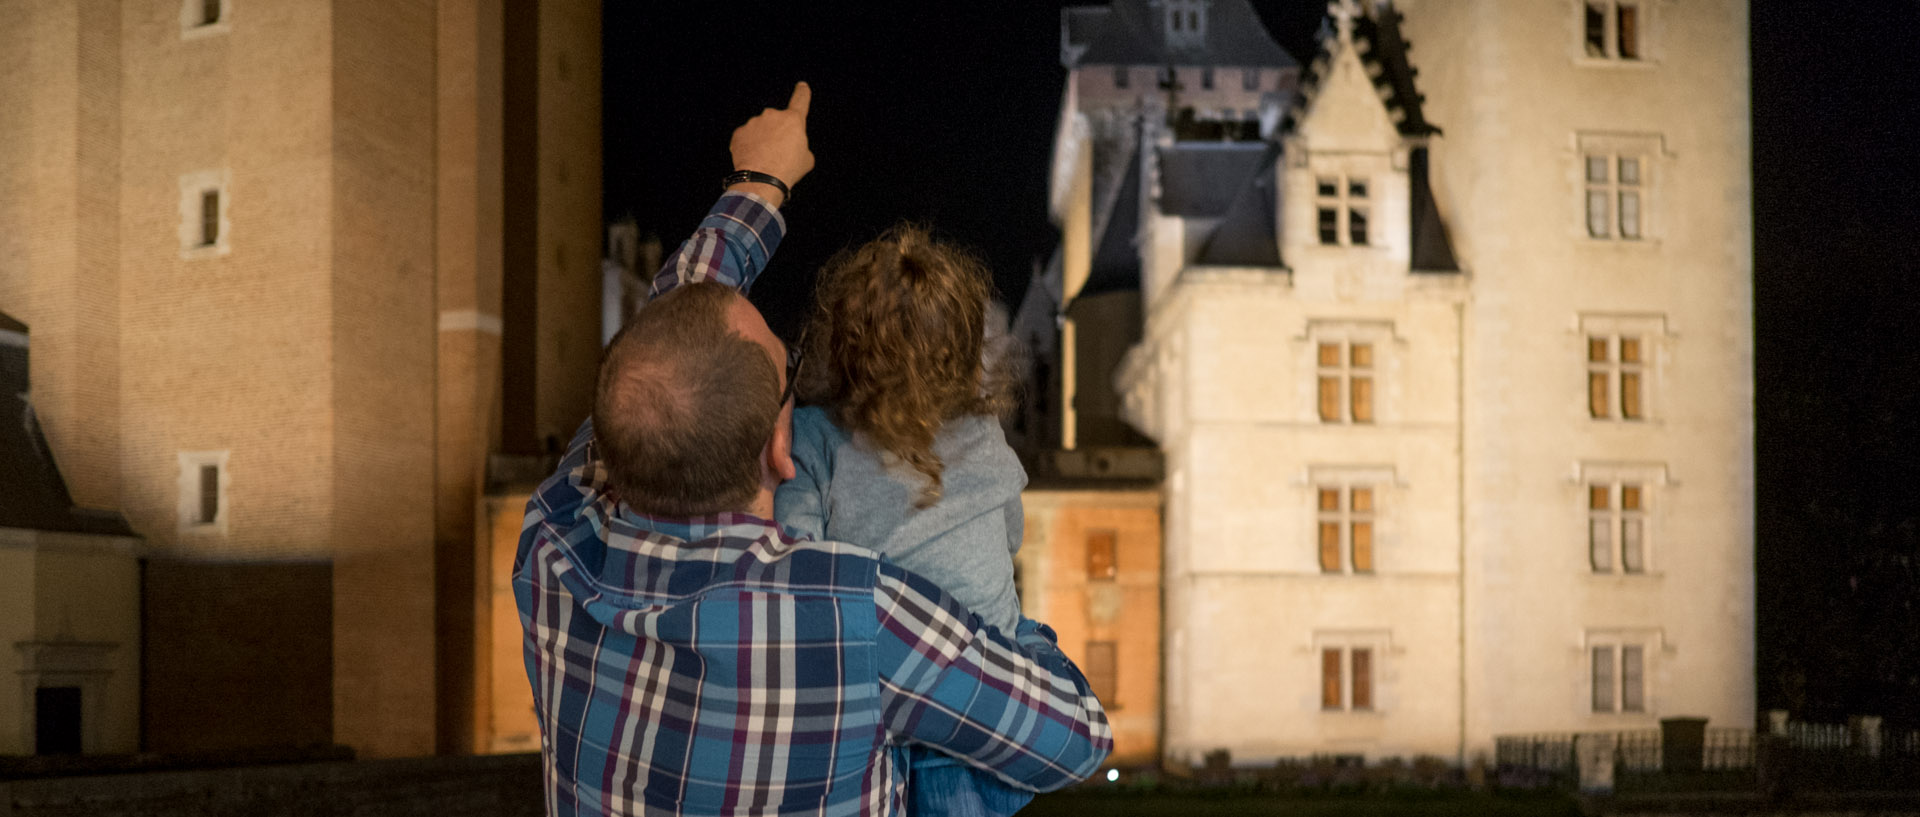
[649,191,786,299]
[871,562,1113,792]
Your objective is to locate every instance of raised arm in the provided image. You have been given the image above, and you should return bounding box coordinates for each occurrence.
[872,562,1112,791]
[650,82,815,299]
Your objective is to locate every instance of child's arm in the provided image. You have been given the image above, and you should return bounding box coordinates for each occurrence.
[772,408,830,539]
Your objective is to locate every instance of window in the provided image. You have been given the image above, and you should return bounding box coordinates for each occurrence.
[1587,334,1645,419]
[1588,482,1646,573]
[1200,67,1215,90]
[1317,340,1373,424]
[1114,66,1130,89]
[199,190,220,247]
[1585,154,1644,239]
[1321,647,1373,711]
[1242,68,1261,91]
[178,169,230,256]
[181,0,230,37]
[1158,66,1176,89]
[1584,2,1640,60]
[1085,641,1118,704]
[1086,529,1118,581]
[177,450,229,533]
[1317,485,1375,573]
[1315,175,1369,246]
[1591,643,1646,713]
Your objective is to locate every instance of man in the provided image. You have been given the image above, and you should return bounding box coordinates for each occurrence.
[514,83,1112,817]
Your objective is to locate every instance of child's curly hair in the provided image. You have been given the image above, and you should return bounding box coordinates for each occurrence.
[799,224,1016,508]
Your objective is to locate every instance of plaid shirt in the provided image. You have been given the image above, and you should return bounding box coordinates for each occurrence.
[515,192,1111,816]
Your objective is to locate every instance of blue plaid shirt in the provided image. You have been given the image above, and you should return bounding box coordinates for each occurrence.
[515,192,1111,816]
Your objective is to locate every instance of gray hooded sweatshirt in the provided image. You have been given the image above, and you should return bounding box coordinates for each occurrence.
[775,405,1026,633]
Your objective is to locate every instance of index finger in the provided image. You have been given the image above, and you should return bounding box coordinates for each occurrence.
[786,81,811,118]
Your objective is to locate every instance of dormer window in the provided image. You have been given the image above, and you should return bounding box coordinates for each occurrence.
[1316,175,1369,247]
[1164,1,1206,49]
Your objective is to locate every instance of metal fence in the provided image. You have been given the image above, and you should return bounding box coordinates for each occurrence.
[1496,719,1919,794]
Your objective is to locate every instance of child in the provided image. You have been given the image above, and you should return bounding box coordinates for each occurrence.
[774,225,1036,817]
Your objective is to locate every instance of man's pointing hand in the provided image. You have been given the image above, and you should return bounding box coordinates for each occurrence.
[729,82,815,208]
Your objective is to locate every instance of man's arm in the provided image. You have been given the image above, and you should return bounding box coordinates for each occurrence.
[649,81,814,301]
[873,562,1112,791]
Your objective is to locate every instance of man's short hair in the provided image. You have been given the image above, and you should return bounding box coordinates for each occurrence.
[594,281,781,517]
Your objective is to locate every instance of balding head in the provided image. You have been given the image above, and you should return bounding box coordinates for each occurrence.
[594,281,784,517]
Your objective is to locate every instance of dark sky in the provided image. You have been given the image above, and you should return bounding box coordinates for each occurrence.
[605,2,1920,725]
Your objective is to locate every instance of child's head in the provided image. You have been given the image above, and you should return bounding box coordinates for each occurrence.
[801,224,1013,507]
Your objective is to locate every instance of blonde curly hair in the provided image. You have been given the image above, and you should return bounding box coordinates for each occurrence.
[799,224,1016,508]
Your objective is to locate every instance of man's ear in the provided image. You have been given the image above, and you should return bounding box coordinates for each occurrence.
[764,404,796,483]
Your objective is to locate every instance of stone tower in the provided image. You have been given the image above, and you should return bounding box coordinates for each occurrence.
[0,0,602,758]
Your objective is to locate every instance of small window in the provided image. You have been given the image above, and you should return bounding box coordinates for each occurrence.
[1587,334,1647,420]
[181,0,230,37]
[1583,2,1641,61]
[1158,66,1175,88]
[1085,641,1118,704]
[1113,66,1130,89]
[1584,151,1644,239]
[1086,529,1118,581]
[1316,341,1373,424]
[1321,645,1375,711]
[1317,485,1376,573]
[1589,481,1648,574]
[179,169,230,255]
[1591,641,1648,713]
[1314,174,1370,247]
[1200,67,1215,90]
[199,190,220,247]
[177,450,229,533]
[1242,68,1261,91]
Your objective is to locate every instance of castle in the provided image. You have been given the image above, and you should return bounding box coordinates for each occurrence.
[1020,0,1753,764]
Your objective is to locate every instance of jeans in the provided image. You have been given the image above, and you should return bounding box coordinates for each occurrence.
[908,748,1036,817]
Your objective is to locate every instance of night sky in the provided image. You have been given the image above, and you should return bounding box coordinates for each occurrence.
[604,1,1920,726]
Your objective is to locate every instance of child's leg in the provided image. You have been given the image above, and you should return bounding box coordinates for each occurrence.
[909,748,1036,817]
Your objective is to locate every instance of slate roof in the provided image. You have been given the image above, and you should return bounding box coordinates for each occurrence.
[1194,142,1284,267]
[1288,2,1438,137]
[1065,0,1297,69]
[0,313,136,537]
[1157,143,1271,218]
[1083,146,1143,297]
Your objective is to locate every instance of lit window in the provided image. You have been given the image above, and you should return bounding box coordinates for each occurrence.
[1321,646,1374,711]
[1314,174,1369,246]
[1317,340,1373,424]
[1587,334,1646,420]
[1086,529,1118,581]
[1317,485,1375,573]
[1583,1,1640,60]
[1588,482,1647,574]
[1085,641,1118,705]
[1591,642,1647,713]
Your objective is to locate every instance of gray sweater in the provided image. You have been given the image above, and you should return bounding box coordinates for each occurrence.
[775,405,1026,634]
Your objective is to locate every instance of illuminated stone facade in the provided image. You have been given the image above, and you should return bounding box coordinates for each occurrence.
[0,0,600,758]
[1041,0,1753,765]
